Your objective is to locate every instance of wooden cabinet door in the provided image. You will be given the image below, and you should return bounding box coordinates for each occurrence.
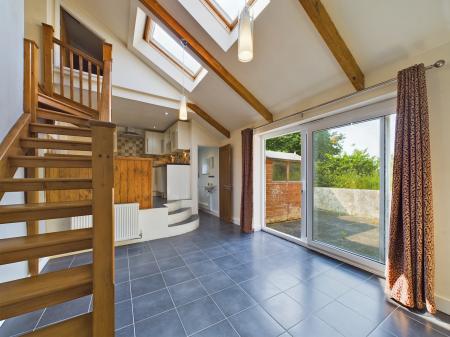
[219,144,232,223]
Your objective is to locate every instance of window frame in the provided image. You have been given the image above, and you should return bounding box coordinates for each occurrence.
[201,0,256,31]
[143,17,203,80]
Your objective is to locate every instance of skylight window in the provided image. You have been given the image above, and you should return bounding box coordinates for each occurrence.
[203,0,255,30]
[144,18,203,79]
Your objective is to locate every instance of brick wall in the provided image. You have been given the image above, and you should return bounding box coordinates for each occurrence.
[265,158,302,224]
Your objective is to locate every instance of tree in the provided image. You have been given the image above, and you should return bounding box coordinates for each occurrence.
[266,133,302,155]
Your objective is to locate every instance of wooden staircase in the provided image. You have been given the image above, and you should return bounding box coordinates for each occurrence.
[0,27,114,336]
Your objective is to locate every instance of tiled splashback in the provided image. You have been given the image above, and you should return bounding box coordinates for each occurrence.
[117,135,145,157]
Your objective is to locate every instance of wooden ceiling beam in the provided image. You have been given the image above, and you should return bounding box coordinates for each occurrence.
[187,103,230,138]
[139,0,273,122]
[298,0,364,91]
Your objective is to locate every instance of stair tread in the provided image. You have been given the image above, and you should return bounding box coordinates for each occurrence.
[0,228,92,265]
[37,108,90,120]
[30,123,91,137]
[9,155,92,168]
[38,93,94,119]
[0,265,92,320]
[168,207,191,215]
[21,137,92,145]
[0,200,92,224]
[168,214,199,227]
[0,178,92,192]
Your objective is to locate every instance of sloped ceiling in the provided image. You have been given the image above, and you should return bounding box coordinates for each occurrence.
[75,0,450,131]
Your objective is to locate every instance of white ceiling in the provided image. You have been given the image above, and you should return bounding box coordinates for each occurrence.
[111,96,178,131]
[76,0,450,131]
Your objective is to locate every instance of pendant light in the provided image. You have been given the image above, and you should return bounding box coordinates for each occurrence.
[179,39,188,120]
[238,3,253,62]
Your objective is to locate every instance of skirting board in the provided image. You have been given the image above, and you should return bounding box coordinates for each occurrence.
[436,294,450,315]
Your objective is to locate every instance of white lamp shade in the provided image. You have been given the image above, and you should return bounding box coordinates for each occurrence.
[238,6,253,63]
[179,95,188,120]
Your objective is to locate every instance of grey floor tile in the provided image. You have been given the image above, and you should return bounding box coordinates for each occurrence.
[115,300,133,330]
[188,260,222,277]
[240,276,282,302]
[225,264,258,283]
[158,256,186,271]
[115,258,129,271]
[183,251,210,265]
[115,324,135,337]
[337,289,397,324]
[192,320,239,337]
[133,288,174,322]
[203,246,229,259]
[135,309,185,337]
[213,255,241,270]
[177,296,225,335]
[228,305,284,337]
[131,273,165,298]
[169,279,208,307]
[379,308,448,337]
[116,282,132,303]
[129,261,160,280]
[128,252,155,268]
[266,271,301,291]
[0,309,44,337]
[36,295,91,328]
[163,266,195,286]
[199,271,236,294]
[289,316,344,337]
[285,283,333,312]
[153,247,178,260]
[368,327,397,337]
[115,268,130,284]
[128,244,151,257]
[305,274,351,298]
[316,301,378,337]
[262,293,307,330]
[211,285,255,317]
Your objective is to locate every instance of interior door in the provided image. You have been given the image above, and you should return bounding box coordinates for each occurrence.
[219,144,232,222]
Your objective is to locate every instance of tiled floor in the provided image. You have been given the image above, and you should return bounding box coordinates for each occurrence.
[1,212,449,337]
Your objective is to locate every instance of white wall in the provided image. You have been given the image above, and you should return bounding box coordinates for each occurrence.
[0,0,29,283]
[198,146,219,216]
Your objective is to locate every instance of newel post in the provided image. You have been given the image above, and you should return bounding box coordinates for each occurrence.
[99,43,112,122]
[90,120,116,336]
[42,23,54,96]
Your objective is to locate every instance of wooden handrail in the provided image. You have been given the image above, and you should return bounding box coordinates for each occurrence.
[53,38,103,67]
[41,23,111,119]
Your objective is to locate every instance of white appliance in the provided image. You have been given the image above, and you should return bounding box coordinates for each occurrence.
[167,164,191,200]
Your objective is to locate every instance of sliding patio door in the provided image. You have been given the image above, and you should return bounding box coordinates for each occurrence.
[264,131,306,240]
[308,113,395,269]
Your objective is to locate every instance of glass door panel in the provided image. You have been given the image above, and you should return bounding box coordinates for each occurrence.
[312,119,384,262]
[264,132,304,239]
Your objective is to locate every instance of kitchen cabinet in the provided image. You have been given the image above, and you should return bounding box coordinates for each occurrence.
[166,121,190,152]
[145,131,164,155]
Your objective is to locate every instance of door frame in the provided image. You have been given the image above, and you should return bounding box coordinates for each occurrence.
[256,97,397,276]
[219,144,232,223]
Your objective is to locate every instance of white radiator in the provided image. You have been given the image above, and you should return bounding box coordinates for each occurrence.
[70,203,140,242]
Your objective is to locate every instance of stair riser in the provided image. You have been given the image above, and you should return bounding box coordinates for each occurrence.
[0,205,92,224]
[168,208,192,225]
[21,140,92,152]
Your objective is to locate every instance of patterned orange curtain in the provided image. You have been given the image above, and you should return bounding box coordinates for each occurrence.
[386,64,436,313]
[240,128,253,233]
